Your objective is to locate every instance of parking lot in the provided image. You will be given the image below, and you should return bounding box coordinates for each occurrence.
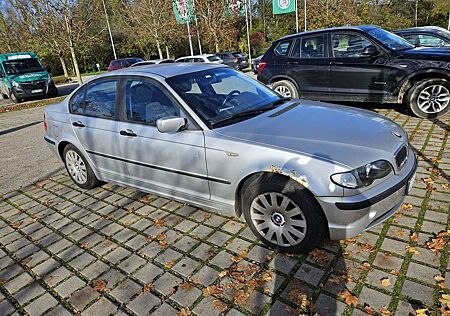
[0,96,448,316]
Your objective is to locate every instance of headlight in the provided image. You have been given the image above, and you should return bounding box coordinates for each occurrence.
[331,160,393,189]
[11,80,20,88]
[47,77,53,84]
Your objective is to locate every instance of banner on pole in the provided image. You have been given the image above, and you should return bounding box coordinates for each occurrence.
[173,0,194,24]
[273,0,295,15]
[225,0,245,17]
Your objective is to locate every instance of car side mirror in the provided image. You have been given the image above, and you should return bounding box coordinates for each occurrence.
[362,45,381,57]
[0,71,4,78]
[156,117,187,133]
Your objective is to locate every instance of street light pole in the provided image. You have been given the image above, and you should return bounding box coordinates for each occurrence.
[244,0,252,66]
[102,0,117,60]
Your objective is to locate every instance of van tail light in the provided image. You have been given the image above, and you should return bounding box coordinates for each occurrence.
[257,61,267,73]
[43,114,47,131]
[234,58,239,63]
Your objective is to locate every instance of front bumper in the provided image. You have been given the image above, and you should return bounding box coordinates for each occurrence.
[317,147,418,240]
[12,81,58,99]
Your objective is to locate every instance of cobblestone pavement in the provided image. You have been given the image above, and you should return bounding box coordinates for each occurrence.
[0,107,449,316]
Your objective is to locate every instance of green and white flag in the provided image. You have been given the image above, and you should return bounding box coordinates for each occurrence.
[225,0,245,17]
[273,0,295,15]
[173,0,194,24]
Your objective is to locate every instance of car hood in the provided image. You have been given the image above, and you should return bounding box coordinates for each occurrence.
[399,47,450,61]
[215,100,407,169]
[9,71,49,83]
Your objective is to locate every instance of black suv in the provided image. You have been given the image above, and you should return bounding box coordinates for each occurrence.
[258,25,450,118]
[393,26,450,49]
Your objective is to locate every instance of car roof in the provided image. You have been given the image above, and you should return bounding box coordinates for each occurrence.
[0,52,38,61]
[394,26,447,33]
[276,25,379,41]
[100,63,226,79]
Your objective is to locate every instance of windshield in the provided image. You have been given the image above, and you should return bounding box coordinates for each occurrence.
[166,68,282,128]
[2,58,44,75]
[368,28,415,51]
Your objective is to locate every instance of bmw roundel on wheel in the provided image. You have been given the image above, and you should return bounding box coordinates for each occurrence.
[44,63,417,253]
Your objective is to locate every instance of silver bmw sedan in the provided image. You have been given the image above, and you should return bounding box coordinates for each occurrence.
[43,64,417,253]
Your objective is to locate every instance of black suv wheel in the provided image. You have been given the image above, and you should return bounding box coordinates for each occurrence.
[272,80,299,98]
[407,78,450,118]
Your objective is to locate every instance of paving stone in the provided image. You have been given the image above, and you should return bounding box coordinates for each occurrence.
[174,219,197,233]
[68,252,97,270]
[191,225,213,239]
[68,286,100,311]
[43,266,71,287]
[127,291,161,316]
[91,240,118,256]
[210,251,234,269]
[99,269,127,290]
[118,254,147,274]
[420,219,447,234]
[32,258,60,277]
[24,293,58,316]
[83,297,118,316]
[139,242,161,258]
[192,265,218,286]
[0,264,23,281]
[54,275,86,298]
[406,261,440,285]
[81,260,110,279]
[358,286,391,310]
[172,257,201,277]
[365,268,397,292]
[57,245,84,261]
[173,236,199,252]
[104,247,131,264]
[315,294,348,315]
[13,282,46,305]
[0,299,14,316]
[294,263,324,286]
[193,296,225,316]
[110,278,141,304]
[171,283,202,307]
[4,272,34,294]
[45,304,72,316]
[373,252,404,272]
[47,238,72,253]
[153,272,182,296]
[133,263,163,284]
[207,231,232,246]
[380,237,407,255]
[191,243,215,261]
[152,303,177,316]
[401,279,434,305]
[154,248,182,266]
[267,300,298,316]
[125,235,147,251]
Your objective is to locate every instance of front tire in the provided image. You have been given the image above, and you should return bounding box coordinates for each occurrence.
[241,174,327,253]
[272,80,299,98]
[407,78,450,118]
[63,144,101,190]
[9,91,20,103]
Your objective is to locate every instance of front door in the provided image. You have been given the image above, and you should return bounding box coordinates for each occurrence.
[328,32,391,102]
[69,78,126,181]
[117,77,210,200]
[286,34,330,97]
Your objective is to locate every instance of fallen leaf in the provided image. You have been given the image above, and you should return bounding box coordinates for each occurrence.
[380,306,392,316]
[127,207,135,213]
[203,213,212,221]
[422,177,434,184]
[435,275,445,282]
[93,280,107,292]
[441,183,450,190]
[380,277,391,287]
[143,282,154,292]
[362,261,371,269]
[410,232,418,243]
[179,282,195,291]
[177,308,190,316]
[80,243,89,249]
[402,203,413,211]
[439,294,450,307]
[164,260,175,269]
[339,289,358,306]
[311,249,329,264]
[20,257,32,265]
[218,270,227,278]
[102,240,112,248]
[364,304,375,315]
[406,246,420,255]
[202,285,223,296]
[154,219,165,228]
[11,221,23,229]
[394,229,408,237]
[139,195,150,203]
[233,289,250,304]
[212,299,226,311]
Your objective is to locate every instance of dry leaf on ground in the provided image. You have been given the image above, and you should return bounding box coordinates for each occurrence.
[380,277,391,287]
[338,289,358,306]
[93,280,107,292]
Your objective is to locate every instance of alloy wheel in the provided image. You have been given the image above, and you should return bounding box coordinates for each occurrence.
[65,150,88,184]
[250,192,307,247]
[417,84,450,114]
[274,85,292,98]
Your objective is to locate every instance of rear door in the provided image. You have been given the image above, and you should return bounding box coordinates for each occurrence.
[69,78,127,181]
[117,76,210,200]
[328,32,391,101]
[286,34,330,97]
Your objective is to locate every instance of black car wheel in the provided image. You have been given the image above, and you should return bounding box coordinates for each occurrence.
[272,80,299,98]
[241,173,327,253]
[407,78,450,118]
[9,91,20,103]
[63,144,101,190]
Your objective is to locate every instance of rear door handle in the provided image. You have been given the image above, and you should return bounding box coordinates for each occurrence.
[287,61,300,65]
[120,129,137,137]
[72,121,85,128]
[330,61,344,65]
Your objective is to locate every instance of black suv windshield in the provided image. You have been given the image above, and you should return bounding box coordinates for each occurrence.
[368,28,415,51]
[167,68,284,128]
[3,58,44,75]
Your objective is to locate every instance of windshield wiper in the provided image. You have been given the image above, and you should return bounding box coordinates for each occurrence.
[211,97,291,127]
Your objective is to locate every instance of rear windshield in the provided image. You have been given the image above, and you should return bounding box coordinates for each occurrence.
[2,58,44,75]
[207,56,221,62]
[125,58,144,64]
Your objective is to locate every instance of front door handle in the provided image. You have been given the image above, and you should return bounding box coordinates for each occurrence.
[287,61,300,65]
[120,129,137,137]
[330,61,344,65]
[72,121,85,128]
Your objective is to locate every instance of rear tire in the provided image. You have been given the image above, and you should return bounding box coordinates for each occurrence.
[272,80,299,98]
[241,173,327,253]
[406,78,450,118]
[63,144,101,190]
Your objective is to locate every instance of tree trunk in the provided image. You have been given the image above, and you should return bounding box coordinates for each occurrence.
[59,54,69,78]
[69,44,82,84]
[166,45,170,59]
[155,37,163,59]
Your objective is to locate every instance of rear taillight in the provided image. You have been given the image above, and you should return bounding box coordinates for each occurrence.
[257,61,267,73]
[234,58,239,63]
[43,114,47,131]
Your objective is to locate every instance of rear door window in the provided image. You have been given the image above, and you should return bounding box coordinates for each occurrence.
[70,80,117,119]
[274,40,292,56]
[332,33,372,58]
